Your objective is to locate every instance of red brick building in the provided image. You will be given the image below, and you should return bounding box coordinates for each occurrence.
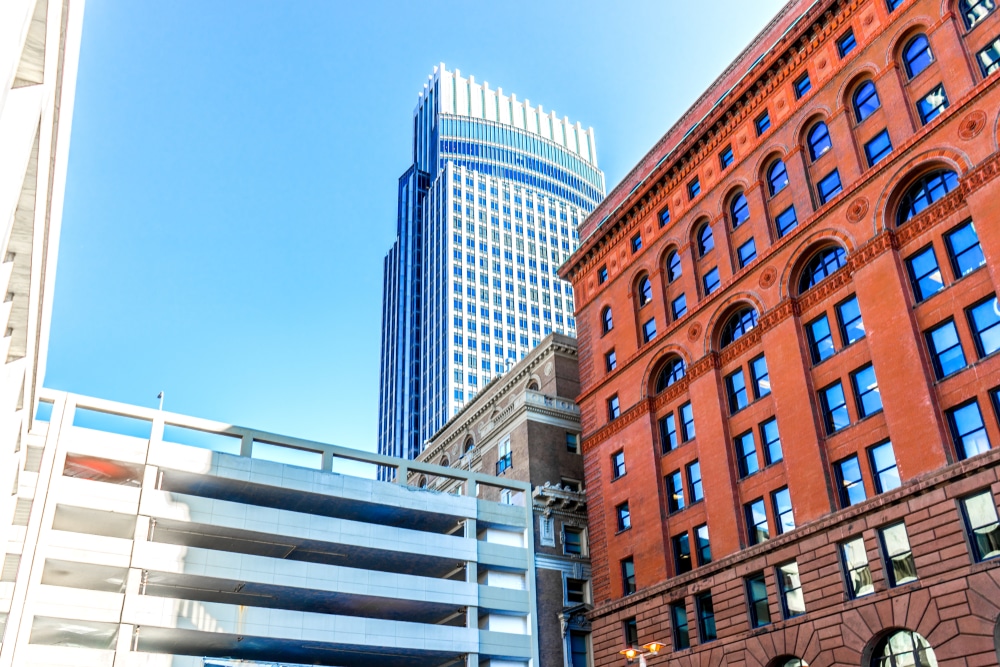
[560,1,1000,666]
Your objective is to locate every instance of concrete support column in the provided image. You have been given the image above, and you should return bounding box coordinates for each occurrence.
[239,433,253,457]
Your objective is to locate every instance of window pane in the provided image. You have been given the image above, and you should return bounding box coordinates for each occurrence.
[817,170,843,204]
[751,355,770,398]
[926,320,966,379]
[808,315,835,363]
[761,418,783,464]
[746,499,769,544]
[776,206,798,237]
[695,524,711,564]
[865,129,893,166]
[838,296,865,345]
[778,562,805,617]
[869,441,901,493]
[736,431,759,478]
[841,537,875,598]
[852,364,883,417]
[688,461,704,502]
[969,296,1000,357]
[836,455,867,507]
[906,246,944,302]
[945,221,985,278]
[963,492,1000,561]
[948,401,991,459]
[821,382,850,434]
[773,487,795,534]
[747,573,771,627]
[917,84,949,124]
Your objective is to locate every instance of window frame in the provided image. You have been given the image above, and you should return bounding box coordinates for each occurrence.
[725,369,749,414]
[836,295,866,347]
[946,399,992,459]
[794,72,812,99]
[840,536,875,598]
[621,557,636,595]
[819,380,851,434]
[608,394,621,421]
[967,295,1000,358]
[720,145,735,170]
[853,81,880,122]
[807,314,836,364]
[817,169,843,205]
[760,418,783,465]
[850,363,883,419]
[837,29,857,58]
[695,592,717,642]
[616,502,631,532]
[735,430,760,478]
[746,572,771,628]
[868,440,901,494]
[673,531,692,575]
[905,244,944,302]
[902,34,934,79]
[745,498,769,545]
[879,522,918,587]
[959,489,1000,563]
[807,122,832,161]
[687,460,704,503]
[944,219,986,279]
[666,470,686,514]
[738,238,758,268]
[611,450,626,480]
[917,83,949,124]
[834,454,867,508]
[772,487,795,535]
[925,319,966,379]
[755,111,771,136]
[864,129,894,167]
[776,561,805,619]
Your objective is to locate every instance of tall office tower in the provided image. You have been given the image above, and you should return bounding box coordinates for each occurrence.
[561,0,1000,665]
[0,0,85,554]
[378,65,605,469]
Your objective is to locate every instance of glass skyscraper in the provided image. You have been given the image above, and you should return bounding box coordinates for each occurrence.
[378,64,605,469]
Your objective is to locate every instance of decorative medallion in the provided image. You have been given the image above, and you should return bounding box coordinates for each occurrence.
[544,361,553,377]
[818,57,828,69]
[863,13,875,25]
[687,322,703,341]
[777,98,786,109]
[958,110,987,141]
[759,266,778,289]
[846,197,869,224]
[740,136,748,145]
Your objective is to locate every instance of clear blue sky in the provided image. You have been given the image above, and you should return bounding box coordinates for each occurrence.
[47,0,787,453]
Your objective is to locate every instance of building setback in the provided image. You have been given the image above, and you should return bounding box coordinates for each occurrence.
[379,65,606,470]
[415,333,593,667]
[560,0,1000,666]
[2,390,539,667]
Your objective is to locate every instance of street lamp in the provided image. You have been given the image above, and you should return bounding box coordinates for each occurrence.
[619,642,668,666]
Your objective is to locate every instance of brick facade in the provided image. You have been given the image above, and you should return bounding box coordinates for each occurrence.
[560,0,1000,665]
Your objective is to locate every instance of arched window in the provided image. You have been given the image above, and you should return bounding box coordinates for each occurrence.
[769,658,808,667]
[601,307,614,334]
[807,122,833,161]
[896,169,960,225]
[440,455,450,467]
[418,475,428,489]
[720,307,759,348]
[731,192,750,228]
[666,251,682,282]
[853,81,881,122]
[799,246,848,294]
[960,0,996,30]
[767,160,790,196]
[903,35,933,78]
[697,223,715,256]
[655,357,686,393]
[464,437,475,455]
[872,630,937,667]
[637,276,653,306]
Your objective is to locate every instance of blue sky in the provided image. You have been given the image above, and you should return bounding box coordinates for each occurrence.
[47,0,787,453]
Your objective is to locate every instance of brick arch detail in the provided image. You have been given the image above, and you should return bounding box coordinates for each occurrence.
[883,17,936,69]
[628,266,652,300]
[684,214,716,250]
[673,644,726,667]
[755,146,791,185]
[794,110,833,147]
[742,624,823,667]
[718,179,754,220]
[640,345,695,399]
[704,292,768,356]
[779,228,858,301]
[871,147,974,233]
[836,66,882,116]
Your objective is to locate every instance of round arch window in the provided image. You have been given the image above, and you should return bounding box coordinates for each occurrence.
[807,122,832,161]
[896,169,959,225]
[464,438,475,455]
[731,192,750,228]
[767,159,789,196]
[655,357,686,393]
[798,246,848,294]
[666,250,683,282]
[872,630,937,667]
[697,223,715,256]
[601,307,614,334]
[720,307,759,348]
[853,81,881,122]
[770,658,808,667]
[637,276,653,306]
[903,34,933,79]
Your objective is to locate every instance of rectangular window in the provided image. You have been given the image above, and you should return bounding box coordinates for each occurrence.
[606,349,617,372]
[961,491,1000,562]
[680,403,695,441]
[880,522,918,586]
[841,537,875,598]
[667,471,685,513]
[807,314,836,363]
[977,36,1000,77]
[621,557,636,595]
[926,320,966,379]
[746,572,771,628]
[564,527,584,555]
[945,220,986,278]
[631,234,642,253]
[608,395,621,421]
[566,433,579,454]
[772,487,795,534]
[703,267,721,295]
[566,577,588,604]
[659,207,671,227]
[735,430,760,478]
[947,400,992,459]
[817,170,843,204]
[777,561,806,618]
[688,178,701,200]
[672,294,688,319]
[746,498,769,545]
[865,130,893,167]
[869,441,901,493]
[851,364,883,418]
[820,381,851,434]
[755,111,771,136]
[674,532,692,574]
[761,418,783,464]
[726,369,749,413]
[837,29,857,57]
[659,413,678,453]
[969,296,1000,357]
[642,318,657,343]
[617,502,631,532]
[695,524,711,564]
[917,84,949,124]
[887,0,904,10]
[720,145,734,169]
[738,238,757,268]
[835,455,867,507]
[750,355,770,398]
[612,450,626,479]
[794,72,812,98]
[906,246,944,302]
[570,632,589,667]
[837,296,866,345]
[687,460,704,502]
[597,266,608,284]
[696,592,717,642]
[623,617,639,649]
[671,603,690,650]
[776,206,798,237]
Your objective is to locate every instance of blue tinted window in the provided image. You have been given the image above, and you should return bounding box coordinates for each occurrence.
[794,72,812,98]
[767,160,789,196]
[776,206,798,237]
[672,294,687,320]
[897,170,959,225]
[799,246,847,294]
[865,130,893,167]
[761,418,782,464]
[948,401,991,459]
[963,0,996,29]
[945,220,985,277]
[702,267,720,295]
[968,296,1000,357]
[807,122,832,161]
[746,499,769,544]
[720,146,734,169]
[838,29,857,57]
[903,35,934,78]
[821,381,850,434]
[835,455,866,507]
[906,246,944,302]
[698,224,715,256]
[666,251,682,282]
[917,85,949,124]
[851,364,883,417]
[807,315,835,364]
[837,296,866,345]
[738,239,757,268]
[659,207,671,227]
[731,193,750,228]
[755,111,771,136]
[818,170,843,204]
[726,370,749,414]
[853,81,880,122]
[869,441,901,493]
[735,430,759,477]
[689,178,701,199]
